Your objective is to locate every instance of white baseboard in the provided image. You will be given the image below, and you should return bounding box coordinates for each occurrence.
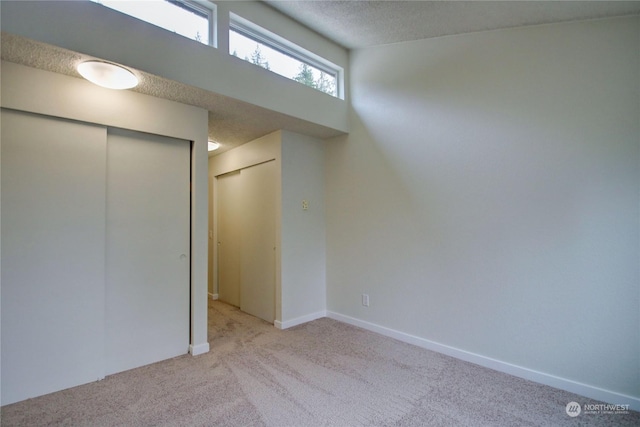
[189,342,210,356]
[275,310,327,330]
[326,311,640,412]
[208,293,219,300]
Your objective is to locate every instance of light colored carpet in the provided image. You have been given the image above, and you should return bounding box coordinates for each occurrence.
[1,300,638,426]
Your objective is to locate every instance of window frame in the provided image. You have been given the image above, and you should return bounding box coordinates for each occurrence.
[90,0,217,47]
[183,0,217,47]
[229,13,344,99]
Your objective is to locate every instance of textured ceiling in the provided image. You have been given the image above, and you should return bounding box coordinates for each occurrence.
[265,0,640,49]
[0,33,343,156]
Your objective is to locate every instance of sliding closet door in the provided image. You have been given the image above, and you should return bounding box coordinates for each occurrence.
[1,109,106,405]
[216,162,276,323]
[105,128,190,375]
[240,161,276,323]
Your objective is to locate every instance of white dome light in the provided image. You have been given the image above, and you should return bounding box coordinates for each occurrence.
[77,61,138,90]
[208,141,220,151]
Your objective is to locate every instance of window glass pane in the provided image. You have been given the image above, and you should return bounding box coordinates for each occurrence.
[230,29,337,97]
[91,0,209,45]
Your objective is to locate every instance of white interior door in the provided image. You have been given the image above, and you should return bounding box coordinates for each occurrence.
[105,128,190,375]
[240,161,276,323]
[216,170,242,307]
[1,109,107,405]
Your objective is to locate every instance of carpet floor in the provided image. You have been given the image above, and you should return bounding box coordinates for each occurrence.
[1,300,638,426]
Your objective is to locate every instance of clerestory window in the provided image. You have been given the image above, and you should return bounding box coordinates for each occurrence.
[229,13,343,98]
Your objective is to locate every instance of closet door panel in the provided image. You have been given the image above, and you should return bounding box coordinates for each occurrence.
[240,161,276,323]
[105,128,190,375]
[1,109,107,405]
[216,171,242,307]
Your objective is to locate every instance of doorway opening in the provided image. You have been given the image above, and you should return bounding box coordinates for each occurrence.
[211,160,277,324]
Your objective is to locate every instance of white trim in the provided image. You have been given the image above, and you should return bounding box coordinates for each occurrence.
[275,310,327,330]
[209,293,219,300]
[326,311,640,411]
[187,0,217,48]
[189,342,210,356]
[90,0,217,48]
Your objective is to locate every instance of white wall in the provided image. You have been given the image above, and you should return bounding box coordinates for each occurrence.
[280,131,327,327]
[326,17,639,407]
[0,0,349,134]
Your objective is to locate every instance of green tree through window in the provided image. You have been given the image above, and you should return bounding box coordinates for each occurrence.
[246,44,270,70]
[315,71,336,96]
[292,64,336,96]
[293,64,315,87]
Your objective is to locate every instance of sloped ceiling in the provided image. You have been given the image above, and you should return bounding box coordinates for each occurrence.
[265,1,640,49]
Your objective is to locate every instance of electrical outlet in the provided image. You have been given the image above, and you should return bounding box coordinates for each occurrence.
[302,200,309,211]
[362,294,369,307]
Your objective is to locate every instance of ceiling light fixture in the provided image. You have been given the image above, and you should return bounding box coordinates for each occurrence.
[208,141,221,151]
[77,60,138,90]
